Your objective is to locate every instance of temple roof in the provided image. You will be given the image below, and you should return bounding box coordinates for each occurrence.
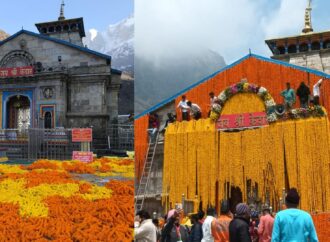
[265,30,330,43]
[135,53,330,119]
[0,29,110,61]
[35,17,86,38]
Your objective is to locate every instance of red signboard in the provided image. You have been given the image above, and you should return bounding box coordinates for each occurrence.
[72,151,93,162]
[0,66,34,78]
[216,112,268,130]
[72,128,92,142]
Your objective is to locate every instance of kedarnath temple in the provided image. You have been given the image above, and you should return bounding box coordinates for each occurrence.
[0,2,121,133]
[135,1,330,240]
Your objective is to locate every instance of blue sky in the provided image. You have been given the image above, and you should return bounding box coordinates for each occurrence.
[0,0,133,34]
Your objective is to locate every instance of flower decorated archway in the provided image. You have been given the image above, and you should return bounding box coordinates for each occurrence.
[210,80,326,123]
[210,80,277,122]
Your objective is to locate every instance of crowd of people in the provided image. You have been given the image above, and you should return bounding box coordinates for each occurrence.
[135,188,319,242]
[177,95,203,121]
[177,92,218,121]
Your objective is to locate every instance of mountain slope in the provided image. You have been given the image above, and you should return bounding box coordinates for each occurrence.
[83,16,134,115]
[135,49,226,114]
[83,16,134,73]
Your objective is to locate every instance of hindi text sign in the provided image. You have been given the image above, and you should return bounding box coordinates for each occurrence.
[72,128,92,142]
[216,112,268,130]
[0,66,34,78]
[72,151,93,162]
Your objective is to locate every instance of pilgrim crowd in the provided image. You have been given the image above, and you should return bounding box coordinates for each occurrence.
[134,188,318,242]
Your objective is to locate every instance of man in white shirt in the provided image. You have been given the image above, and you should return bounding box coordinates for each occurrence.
[135,210,157,242]
[313,78,324,105]
[177,95,189,121]
[202,207,216,242]
[187,101,202,120]
[209,92,218,106]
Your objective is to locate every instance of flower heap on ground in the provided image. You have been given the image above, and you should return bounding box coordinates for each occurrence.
[210,80,325,122]
[0,157,134,241]
[24,156,134,178]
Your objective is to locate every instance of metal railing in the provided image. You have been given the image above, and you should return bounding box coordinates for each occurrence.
[0,128,79,161]
[107,124,134,151]
[0,129,28,161]
[0,124,134,161]
[28,128,80,161]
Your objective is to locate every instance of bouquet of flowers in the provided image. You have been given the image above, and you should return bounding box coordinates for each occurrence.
[210,103,222,121]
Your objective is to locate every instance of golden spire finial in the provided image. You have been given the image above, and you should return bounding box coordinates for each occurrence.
[58,0,65,21]
[302,0,313,34]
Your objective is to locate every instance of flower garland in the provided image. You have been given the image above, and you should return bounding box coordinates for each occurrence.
[163,117,330,213]
[210,81,326,123]
[286,106,325,119]
[210,80,277,122]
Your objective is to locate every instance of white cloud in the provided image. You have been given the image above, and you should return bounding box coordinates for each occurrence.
[89,29,98,41]
[262,0,305,39]
[136,0,309,63]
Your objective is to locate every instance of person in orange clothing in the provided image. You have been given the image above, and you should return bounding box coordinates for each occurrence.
[257,206,274,242]
[212,201,232,242]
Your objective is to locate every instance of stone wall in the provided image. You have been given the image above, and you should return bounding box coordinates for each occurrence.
[107,73,121,124]
[274,49,330,74]
[68,78,106,113]
[49,32,83,47]
[321,51,330,73]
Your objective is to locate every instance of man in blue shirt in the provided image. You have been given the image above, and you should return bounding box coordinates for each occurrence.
[271,188,318,242]
[280,83,296,110]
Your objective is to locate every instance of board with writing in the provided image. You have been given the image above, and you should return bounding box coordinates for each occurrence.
[0,66,34,78]
[72,151,93,162]
[72,128,92,142]
[216,112,268,130]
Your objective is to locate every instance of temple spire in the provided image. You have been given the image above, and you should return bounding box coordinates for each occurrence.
[58,0,65,21]
[302,0,313,34]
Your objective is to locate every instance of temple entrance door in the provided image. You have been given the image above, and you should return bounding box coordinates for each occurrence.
[6,96,31,129]
[44,111,52,129]
[229,186,243,213]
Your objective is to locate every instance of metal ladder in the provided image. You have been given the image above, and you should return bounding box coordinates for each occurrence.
[135,132,159,212]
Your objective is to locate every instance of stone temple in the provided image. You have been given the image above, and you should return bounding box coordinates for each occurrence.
[0,4,121,135]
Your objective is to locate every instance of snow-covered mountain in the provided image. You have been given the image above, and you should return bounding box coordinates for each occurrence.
[83,16,134,73]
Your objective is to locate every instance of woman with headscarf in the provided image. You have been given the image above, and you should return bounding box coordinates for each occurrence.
[161,209,189,242]
[229,203,252,242]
